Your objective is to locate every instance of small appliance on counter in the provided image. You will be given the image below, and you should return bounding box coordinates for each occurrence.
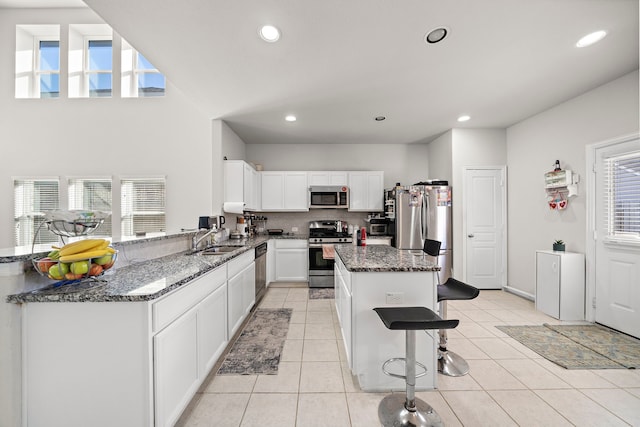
[367,218,389,236]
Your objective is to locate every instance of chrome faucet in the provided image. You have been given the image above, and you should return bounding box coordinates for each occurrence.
[192,226,217,251]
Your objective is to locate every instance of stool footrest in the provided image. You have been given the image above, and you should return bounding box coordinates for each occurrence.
[382,357,427,380]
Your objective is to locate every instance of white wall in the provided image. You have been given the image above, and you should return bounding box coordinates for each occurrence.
[0,8,214,248]
[506,70,639,296]
[245,143,429,188]
[451,129,507,278]
[426,131,453,183]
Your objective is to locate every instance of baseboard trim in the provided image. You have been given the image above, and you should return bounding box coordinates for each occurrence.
[503,285,535,301]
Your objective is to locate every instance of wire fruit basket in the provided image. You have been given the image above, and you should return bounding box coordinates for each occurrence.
[31,210,115,289]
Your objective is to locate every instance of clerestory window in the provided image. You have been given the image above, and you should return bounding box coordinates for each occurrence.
[122,39,165,97]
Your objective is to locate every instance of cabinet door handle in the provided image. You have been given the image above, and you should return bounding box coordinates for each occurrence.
[468,234,474,238]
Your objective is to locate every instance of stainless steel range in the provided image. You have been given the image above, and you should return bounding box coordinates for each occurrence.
[308,220,352,288]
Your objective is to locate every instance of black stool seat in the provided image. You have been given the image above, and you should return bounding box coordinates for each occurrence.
[373,306,459,331]
[437,278,480,302]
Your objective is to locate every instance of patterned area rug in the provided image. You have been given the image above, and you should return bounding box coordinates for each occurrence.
[217,308,292,375]
[309,288,335,299]
[496,324,640,369]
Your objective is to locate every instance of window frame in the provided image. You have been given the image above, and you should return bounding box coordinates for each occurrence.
[34,36,60,98]
[121,39,165,98]
[83,35,113,98]
[13,176,61,247]
[120,176,167,238]
[67,176,113,238]
[603,150,640,244]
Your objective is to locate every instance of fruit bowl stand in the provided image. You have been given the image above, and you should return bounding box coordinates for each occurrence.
[30,212,116,291]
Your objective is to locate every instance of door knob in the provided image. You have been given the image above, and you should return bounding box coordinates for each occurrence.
[468,234,474,238]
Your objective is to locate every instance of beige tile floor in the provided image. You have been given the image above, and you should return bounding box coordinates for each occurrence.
[177,286,640,426]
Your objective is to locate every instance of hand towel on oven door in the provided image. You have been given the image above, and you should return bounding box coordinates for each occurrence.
[322,244,335,259]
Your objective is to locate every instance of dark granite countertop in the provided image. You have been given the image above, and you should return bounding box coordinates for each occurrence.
[335,244,440,272]
[5,234,308,304]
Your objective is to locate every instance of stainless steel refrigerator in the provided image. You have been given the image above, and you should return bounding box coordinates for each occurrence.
[389,184,453,281]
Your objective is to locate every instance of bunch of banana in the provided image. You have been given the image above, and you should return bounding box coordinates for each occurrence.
[55,238,115,263]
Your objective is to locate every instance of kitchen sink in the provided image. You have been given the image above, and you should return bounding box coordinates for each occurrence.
[190,246,240,256]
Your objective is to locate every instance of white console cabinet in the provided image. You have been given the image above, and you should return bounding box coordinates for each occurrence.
[535,250,585,320]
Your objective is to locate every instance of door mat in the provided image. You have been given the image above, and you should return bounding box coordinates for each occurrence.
[496,324,640,369]
[217,308,292,375]
[309,288,335,299]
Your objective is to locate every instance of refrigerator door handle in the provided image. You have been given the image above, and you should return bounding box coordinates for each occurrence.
[422,191,429,240]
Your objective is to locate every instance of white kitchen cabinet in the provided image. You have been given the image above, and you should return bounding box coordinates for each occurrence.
[365,236,392,246]
[334,252,438,391]
[154,308,199,427]
[348,171,384,211]
[535,250,585,320]
[308,171,348,186]
[22,264,229,427]
[227,250,256,338]
[224,160,259,211]
[261,171,308,211]
[334,255,352,367]
[274,239,308,282]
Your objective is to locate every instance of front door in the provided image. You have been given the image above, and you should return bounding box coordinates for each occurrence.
[593,135,640,338]
[463,167,506,289]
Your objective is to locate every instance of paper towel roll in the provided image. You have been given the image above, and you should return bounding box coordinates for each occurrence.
[223,202,245,214]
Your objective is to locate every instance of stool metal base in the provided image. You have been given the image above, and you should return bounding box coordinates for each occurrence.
[378,394,444,427]
[438,350,469,377]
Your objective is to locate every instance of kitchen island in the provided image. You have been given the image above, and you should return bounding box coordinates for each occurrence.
[1,232,306,427]
[334,244,440,391]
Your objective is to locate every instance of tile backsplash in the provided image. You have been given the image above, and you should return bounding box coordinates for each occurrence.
[230,210,370,234]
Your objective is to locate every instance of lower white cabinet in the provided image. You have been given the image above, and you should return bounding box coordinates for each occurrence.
[22,264,229,427]
[274,239,308,282]
[535,250,585,320]
[154,308,199,427]
[227,251,256,338]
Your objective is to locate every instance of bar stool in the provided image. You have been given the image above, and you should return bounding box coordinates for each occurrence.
[423,239,480,377]
[373,306,459,427]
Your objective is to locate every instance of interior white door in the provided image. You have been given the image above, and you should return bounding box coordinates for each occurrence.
[463,167,506,289]
[593,136,640,338]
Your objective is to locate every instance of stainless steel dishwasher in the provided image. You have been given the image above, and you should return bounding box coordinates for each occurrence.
[254,242,268,305]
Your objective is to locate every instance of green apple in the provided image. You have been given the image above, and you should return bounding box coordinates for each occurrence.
[70,260,90,275]
[93,254,113,265]
[49,263,70,280]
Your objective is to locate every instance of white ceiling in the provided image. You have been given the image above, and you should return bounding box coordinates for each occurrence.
[4,0,639,145]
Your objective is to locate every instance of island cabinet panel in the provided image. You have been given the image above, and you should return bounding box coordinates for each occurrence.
[23,302,153,427]
[334,250,438,392]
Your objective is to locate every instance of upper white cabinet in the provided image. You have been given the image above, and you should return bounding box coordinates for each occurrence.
[261,171,308,211]
[308,171,348,186]
[224,160,260,211]
[348,171,384,211]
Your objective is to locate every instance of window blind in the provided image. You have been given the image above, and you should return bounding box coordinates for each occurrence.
[68,178,112,237]
[13,178,59,246]
[604,151,640,239]
[121,178,166,237]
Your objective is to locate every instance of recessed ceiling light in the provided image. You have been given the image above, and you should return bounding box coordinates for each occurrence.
[285,115,296,122]
[425,27,449,44]
[374,116,386,121]
[457,115,471,122]
[576,30,607,48]
[259,25,280,42]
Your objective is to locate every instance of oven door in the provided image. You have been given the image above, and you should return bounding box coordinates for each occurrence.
[308,245,335,288]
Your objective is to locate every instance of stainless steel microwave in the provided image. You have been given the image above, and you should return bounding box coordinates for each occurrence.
[309,186,349,209]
